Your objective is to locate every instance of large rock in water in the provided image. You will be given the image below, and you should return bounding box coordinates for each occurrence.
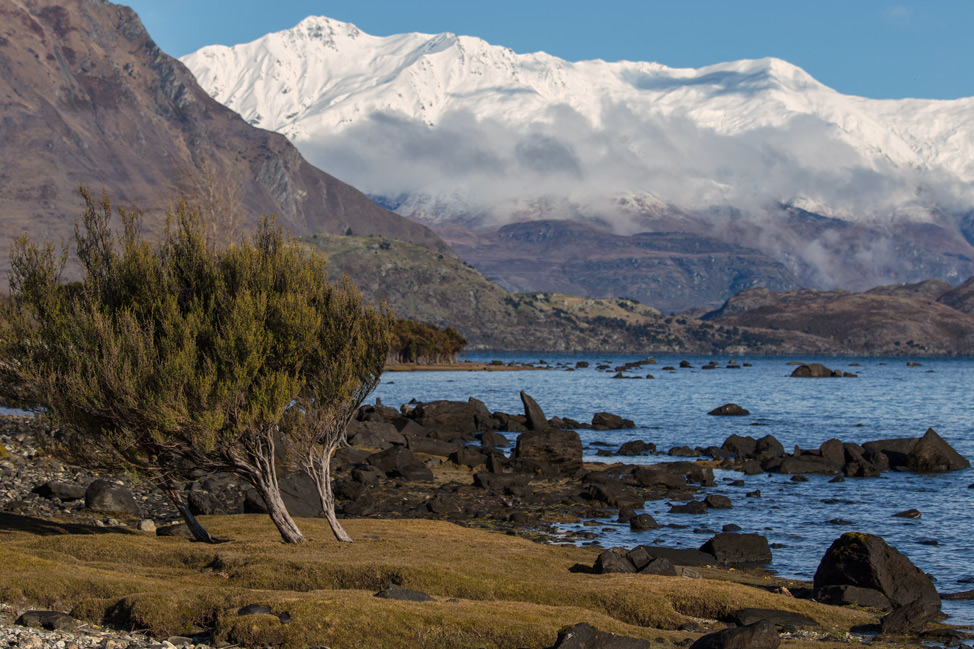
[699,533,772,566]
[512,429,583,475]
[790,363,835,378]
[813,532,940,610]
[906,428,969,472]
[519,390,548,431]
[708,403,750,416]
[862,428,969,472]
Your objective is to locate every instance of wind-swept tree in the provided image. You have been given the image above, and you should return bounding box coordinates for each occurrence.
[1,187,392,544]
[283,275,392,542]
[0,188,219,542]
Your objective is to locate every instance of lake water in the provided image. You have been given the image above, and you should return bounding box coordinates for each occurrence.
[373,352,974,625]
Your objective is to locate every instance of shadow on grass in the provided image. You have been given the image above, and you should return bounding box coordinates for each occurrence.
[0,512,139,536]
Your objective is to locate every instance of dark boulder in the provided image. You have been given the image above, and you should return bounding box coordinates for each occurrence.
[547,622,650,649]
[512,429,583,475]
[893,509,921,519]
[704,495,732,509]
[426,492,462,515]
[519,390,548,431]
[84,479,142,517]
[725,609,816,629]
[790,363,833,378]
[346,420,406,449]
[774,456,839,475]
[15,611,78,631]
[593,549,636,574]
[699,533,772,566]
[238,604,273,616]
[755,435,784,457]
[629,514,659,531]
[905,428,970,472]
[708,403,750,416]
[406,436,462,457]
[448,447,487,468]
[819,439,845,467]
[628,545,715,568]
[632,466,686,489]
[879,599,940,636]
[591,412,636,430]
[660,461,714,485]
[32,481,86,501]
[479,430,510,448]
[373,585,435,602]
[588,482,644,509]
[617,440,655,456]
[638,557,677,576]
[669,500,707,515]
[814,584,892,610]
[492,411,529,434]
[472,472,531,491]
[367,446,419,474]
[187,490,227,516]
[862,437,916,468]
[722,434,757,458]
[689,619,779,649]
[813,532,940,610]
[411,399,493,435]
[390,463,435,481]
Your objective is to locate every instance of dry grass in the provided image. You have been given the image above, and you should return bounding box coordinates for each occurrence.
[0,513,884,648]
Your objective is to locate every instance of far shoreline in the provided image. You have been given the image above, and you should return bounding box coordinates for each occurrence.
[384,361,546,372]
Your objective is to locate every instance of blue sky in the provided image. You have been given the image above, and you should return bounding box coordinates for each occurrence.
[122,1,972,100]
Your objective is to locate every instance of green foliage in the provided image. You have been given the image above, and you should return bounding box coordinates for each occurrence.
[0,186,392,543]
[389,319,466,364]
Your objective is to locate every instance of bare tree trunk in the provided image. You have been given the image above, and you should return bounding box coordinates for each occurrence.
[157,477,219,544]
[254,474,305,543]
[250,445,305,544]
[312,446,352,543]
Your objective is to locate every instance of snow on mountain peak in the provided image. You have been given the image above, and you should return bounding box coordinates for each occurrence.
[181,15,974,239]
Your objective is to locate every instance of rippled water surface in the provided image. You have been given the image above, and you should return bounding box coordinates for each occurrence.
[373,352,974,624]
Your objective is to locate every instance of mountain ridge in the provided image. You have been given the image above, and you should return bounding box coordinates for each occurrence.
[182,15,974,298]
[0,1,448,282]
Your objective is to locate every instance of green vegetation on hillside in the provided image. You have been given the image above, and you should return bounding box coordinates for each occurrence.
[389,319,466,364]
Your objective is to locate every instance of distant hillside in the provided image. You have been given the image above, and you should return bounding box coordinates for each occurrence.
[439,220,800,312]
[0,0,447,283]
[702,281,974,356]
[305,234,831,354]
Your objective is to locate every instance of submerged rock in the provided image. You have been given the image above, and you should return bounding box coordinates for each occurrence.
[708,403,750,416]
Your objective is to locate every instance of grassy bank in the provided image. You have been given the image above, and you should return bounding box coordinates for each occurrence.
[0,514,886,648]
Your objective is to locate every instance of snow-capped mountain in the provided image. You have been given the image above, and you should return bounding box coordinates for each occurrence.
[181,16,974,296]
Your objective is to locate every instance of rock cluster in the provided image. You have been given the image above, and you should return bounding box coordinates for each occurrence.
[592,533,773,574]
[708,428,968,478]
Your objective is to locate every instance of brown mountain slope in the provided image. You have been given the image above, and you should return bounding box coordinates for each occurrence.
[0,0,447,281]
[937,276,974,315]
[304,234,835,354]
[438,220,800,313]
[703,281,974,356]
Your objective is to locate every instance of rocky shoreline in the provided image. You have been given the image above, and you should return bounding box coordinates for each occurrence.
[2,388,973,648]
